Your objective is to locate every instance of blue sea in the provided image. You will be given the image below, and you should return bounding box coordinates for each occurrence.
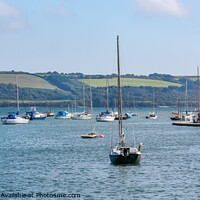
[0,107,200,200]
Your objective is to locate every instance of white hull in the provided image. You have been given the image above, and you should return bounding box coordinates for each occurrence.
[96,116,115,122]
[71,115,91,120]
[71,113,91,120]
[55,116,71,119]
[2,117,29,124]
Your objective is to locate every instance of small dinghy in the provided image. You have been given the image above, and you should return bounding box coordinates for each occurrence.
[81,132,98,139]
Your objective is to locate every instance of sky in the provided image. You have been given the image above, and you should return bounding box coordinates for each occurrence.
[0,0,200,76]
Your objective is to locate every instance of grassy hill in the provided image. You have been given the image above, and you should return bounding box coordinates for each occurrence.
[0,71,197,108]
[80,78,182,88]
[0,74,58,89]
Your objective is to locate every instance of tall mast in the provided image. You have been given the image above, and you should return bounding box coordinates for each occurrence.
[117,35,122,139]
[16,75,19,114]
[106,75,109,111]
[83,85,85,112]
[50,98,52,113]
[185,78,188,113]
[153,87,155,110]
[90,78,95,132]
[197,66,199,113]
[178,94,180,114]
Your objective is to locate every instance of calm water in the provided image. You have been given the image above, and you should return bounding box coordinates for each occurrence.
[0,107,200,200]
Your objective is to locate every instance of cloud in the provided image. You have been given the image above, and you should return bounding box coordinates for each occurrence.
[0,0,26,31]
[134,0,188,17]
[3,20,26,30]
[44,5,70,17]
[0,0,20,17]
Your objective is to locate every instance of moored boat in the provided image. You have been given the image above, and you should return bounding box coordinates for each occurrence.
[81,132,98,138]
[96,111,115,122]
[109,36,142,165]
[1,113,29,125]
[146,112,157,119]
[71,112,91,120]
[26,107,46,120]
[55,111,71,119]
[1,76,29,125]
[44,111,55,117]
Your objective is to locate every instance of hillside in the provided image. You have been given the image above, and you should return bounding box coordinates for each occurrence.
[80,78,182,88]
[0,71,198,108]
[0,74,58,89]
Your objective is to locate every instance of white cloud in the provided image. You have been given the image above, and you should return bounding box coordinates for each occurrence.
[0,0,20,17]
[0,0,26,31]
[5,20,26,30]
[44,5,70,17]
[134,0,188,17]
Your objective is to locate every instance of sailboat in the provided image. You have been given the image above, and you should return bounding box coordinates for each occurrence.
[173,74,199,126]
[146,87,157,119]
[71,85,91,120]
[96,76,115,122]
[44,99,55,117]
[170,95,181,120]
[55,111,72,119]
[81,82,98,138]
[109,36,142,164]
[1,76,29,125]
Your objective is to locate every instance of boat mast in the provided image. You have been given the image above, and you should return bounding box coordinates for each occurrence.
[117,35,122,140]
[178,94,180,115]
[83,85,85,112]
[106,75,109,112]
[185,78,188,113]
[197,66,199,113]
[153,87,155,110]
[90,78,95,132]
[16,75,19,114]
[50,98,52,113]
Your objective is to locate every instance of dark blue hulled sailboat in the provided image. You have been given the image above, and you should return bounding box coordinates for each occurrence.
[109,36,142,165]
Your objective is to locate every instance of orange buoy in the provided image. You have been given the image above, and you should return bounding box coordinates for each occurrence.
[141,155,143,160]
[100,135,104,138]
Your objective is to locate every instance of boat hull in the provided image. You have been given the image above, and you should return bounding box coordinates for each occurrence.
[55,116,71,119]
[96,116,115,122]
[109,153,141,164]
[71,116,91,120]
[81,135,98,138]
[2,118,29,124]
[172,121,200,126]
[30,117,46,120]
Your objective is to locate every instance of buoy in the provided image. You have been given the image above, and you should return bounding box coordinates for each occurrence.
[141,155,143,160]
[100,135,104,138]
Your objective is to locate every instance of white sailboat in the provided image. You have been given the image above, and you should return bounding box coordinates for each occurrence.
[1,76,29,125]
[109,36,142,164]
[96,77,115,122]
[44,99,55,117]
[146,87,157,119]
[72,85,91,120]
[81,82,98,138]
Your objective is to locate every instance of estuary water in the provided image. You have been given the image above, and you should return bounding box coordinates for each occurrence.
[0,107,200,200]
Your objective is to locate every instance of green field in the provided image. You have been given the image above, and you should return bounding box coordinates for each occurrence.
[0,99,72,104]
[80,78,182,88]
[0,74,58,89]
